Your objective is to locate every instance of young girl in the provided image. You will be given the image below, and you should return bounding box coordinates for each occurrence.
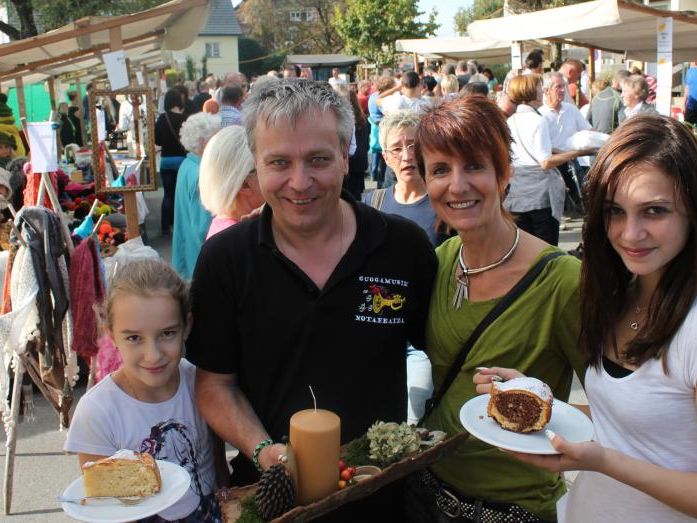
[65,259,222,522]
[475,115,697,521]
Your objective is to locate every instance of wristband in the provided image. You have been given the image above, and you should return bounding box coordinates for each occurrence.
[253,438,273,472]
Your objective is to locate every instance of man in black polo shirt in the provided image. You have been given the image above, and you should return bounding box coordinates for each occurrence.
[186,80,436,498]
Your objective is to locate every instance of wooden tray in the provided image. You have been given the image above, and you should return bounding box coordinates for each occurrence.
[217,432,469,522]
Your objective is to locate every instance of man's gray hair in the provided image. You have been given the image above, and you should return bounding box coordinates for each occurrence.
[243,79,355,154]
[612,69,631,88]
[378,110,420,151]
[542,71,564,92]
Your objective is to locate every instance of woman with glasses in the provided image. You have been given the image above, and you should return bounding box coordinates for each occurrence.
[363,110,440,246]
[362,110,442,427]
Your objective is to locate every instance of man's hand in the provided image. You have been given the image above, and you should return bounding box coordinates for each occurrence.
[258,443,288,471]
[505,430,608,473]
[473,367,525,394]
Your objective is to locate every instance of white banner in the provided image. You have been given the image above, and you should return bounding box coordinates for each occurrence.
[656,17,673,116]
[103,49,129,90]
[27,122,57,173]
[511,42,523,71]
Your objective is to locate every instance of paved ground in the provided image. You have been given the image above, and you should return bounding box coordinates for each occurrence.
[0,187,586,521]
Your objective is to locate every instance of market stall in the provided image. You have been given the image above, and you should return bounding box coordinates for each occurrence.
[467,0,697,62]
[395,36,512,64]
[467,0,697,114]
[285,54,362,82]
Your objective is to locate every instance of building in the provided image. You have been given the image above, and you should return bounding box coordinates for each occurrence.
[642,0,697,9]
[235,0,343,55]
[181,0,243,78]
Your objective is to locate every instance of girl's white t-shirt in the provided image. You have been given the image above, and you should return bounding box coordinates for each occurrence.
[65,359,217,520]
[560,302,697,523]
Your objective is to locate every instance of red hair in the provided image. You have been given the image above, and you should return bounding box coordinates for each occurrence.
[415,96,512,185]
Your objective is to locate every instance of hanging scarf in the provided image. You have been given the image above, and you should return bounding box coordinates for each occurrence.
[69,237,105,359]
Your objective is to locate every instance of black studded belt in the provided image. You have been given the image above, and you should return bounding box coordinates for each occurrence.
[420,469,547,523]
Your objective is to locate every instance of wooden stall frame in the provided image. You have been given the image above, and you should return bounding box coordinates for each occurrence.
[88,87,157,195]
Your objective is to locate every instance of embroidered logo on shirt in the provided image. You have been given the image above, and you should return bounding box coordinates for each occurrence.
[355,276,408,324]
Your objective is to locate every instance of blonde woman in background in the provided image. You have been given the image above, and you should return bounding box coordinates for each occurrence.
[441,74,460,101]
[199,125,265,239]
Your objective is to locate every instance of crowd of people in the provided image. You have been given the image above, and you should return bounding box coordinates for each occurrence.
[63,54,697,523]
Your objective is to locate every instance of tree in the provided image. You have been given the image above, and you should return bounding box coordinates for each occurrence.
[333,0,438,67]
[454,0,588,36]
[4,0,38,39]
[0,0,162,41]
[238,37,284,78]
[454,0,501,35]
[302,0,346,54]
[235,0,278,52]
[236,0,345,55]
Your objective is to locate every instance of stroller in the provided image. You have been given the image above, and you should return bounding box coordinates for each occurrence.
[559,159,586,218]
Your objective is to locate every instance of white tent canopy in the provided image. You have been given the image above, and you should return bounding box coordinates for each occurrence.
[468,0,697,63]
[395,36,512,64]
[0,0,209,87]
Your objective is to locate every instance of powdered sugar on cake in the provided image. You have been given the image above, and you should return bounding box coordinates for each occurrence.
[83,449,139,468]
[493,377,552,402]
[111,449,139,461]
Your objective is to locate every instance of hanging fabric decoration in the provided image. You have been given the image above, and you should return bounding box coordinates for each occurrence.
[69,237,105,360]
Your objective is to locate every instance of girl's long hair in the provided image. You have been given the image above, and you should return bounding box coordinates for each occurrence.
[580,115,697,371]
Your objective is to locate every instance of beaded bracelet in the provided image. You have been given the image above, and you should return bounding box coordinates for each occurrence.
[253,438,274,472]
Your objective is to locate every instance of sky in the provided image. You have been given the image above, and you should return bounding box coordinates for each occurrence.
[418,0,473,38]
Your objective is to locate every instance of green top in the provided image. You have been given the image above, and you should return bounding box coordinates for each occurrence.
[425,237,586,521]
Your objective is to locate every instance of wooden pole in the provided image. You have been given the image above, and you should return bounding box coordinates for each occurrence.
[48,77,63,162]
[40,173,74,255]
[87,358,97,390]
[14,78,27,122]
[108,26,139,239]
[46,77,56,111]
[3,358,25,514]
[123,191,139,239]
[589,48,596,98]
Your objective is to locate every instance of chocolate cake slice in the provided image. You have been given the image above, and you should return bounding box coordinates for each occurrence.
[487,377,553,433]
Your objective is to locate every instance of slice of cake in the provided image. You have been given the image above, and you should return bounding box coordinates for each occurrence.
[487,377,553,433]
[82,450,161,497]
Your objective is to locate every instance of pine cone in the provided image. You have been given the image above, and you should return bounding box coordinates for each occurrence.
[255,463,296,521]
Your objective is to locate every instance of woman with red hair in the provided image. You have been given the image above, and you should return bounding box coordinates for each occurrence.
[407,95,585,522]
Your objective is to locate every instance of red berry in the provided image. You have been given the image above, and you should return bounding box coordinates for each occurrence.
[340,469,352,481]
[347,466,356,476]
[338,459,346,471]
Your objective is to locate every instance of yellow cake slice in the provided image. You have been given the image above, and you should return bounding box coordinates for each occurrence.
[82,450,161,497]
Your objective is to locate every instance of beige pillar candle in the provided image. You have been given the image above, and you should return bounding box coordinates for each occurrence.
[289,408,340,504]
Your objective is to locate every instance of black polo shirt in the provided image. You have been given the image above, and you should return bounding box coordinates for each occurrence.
[186,196,436,447]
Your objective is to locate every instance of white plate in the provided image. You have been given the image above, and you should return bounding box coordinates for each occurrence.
[459,394,594,454]
[61,460,191,523]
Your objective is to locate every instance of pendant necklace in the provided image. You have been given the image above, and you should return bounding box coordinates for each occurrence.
[629,305,646,331]
[452,226,520,309]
